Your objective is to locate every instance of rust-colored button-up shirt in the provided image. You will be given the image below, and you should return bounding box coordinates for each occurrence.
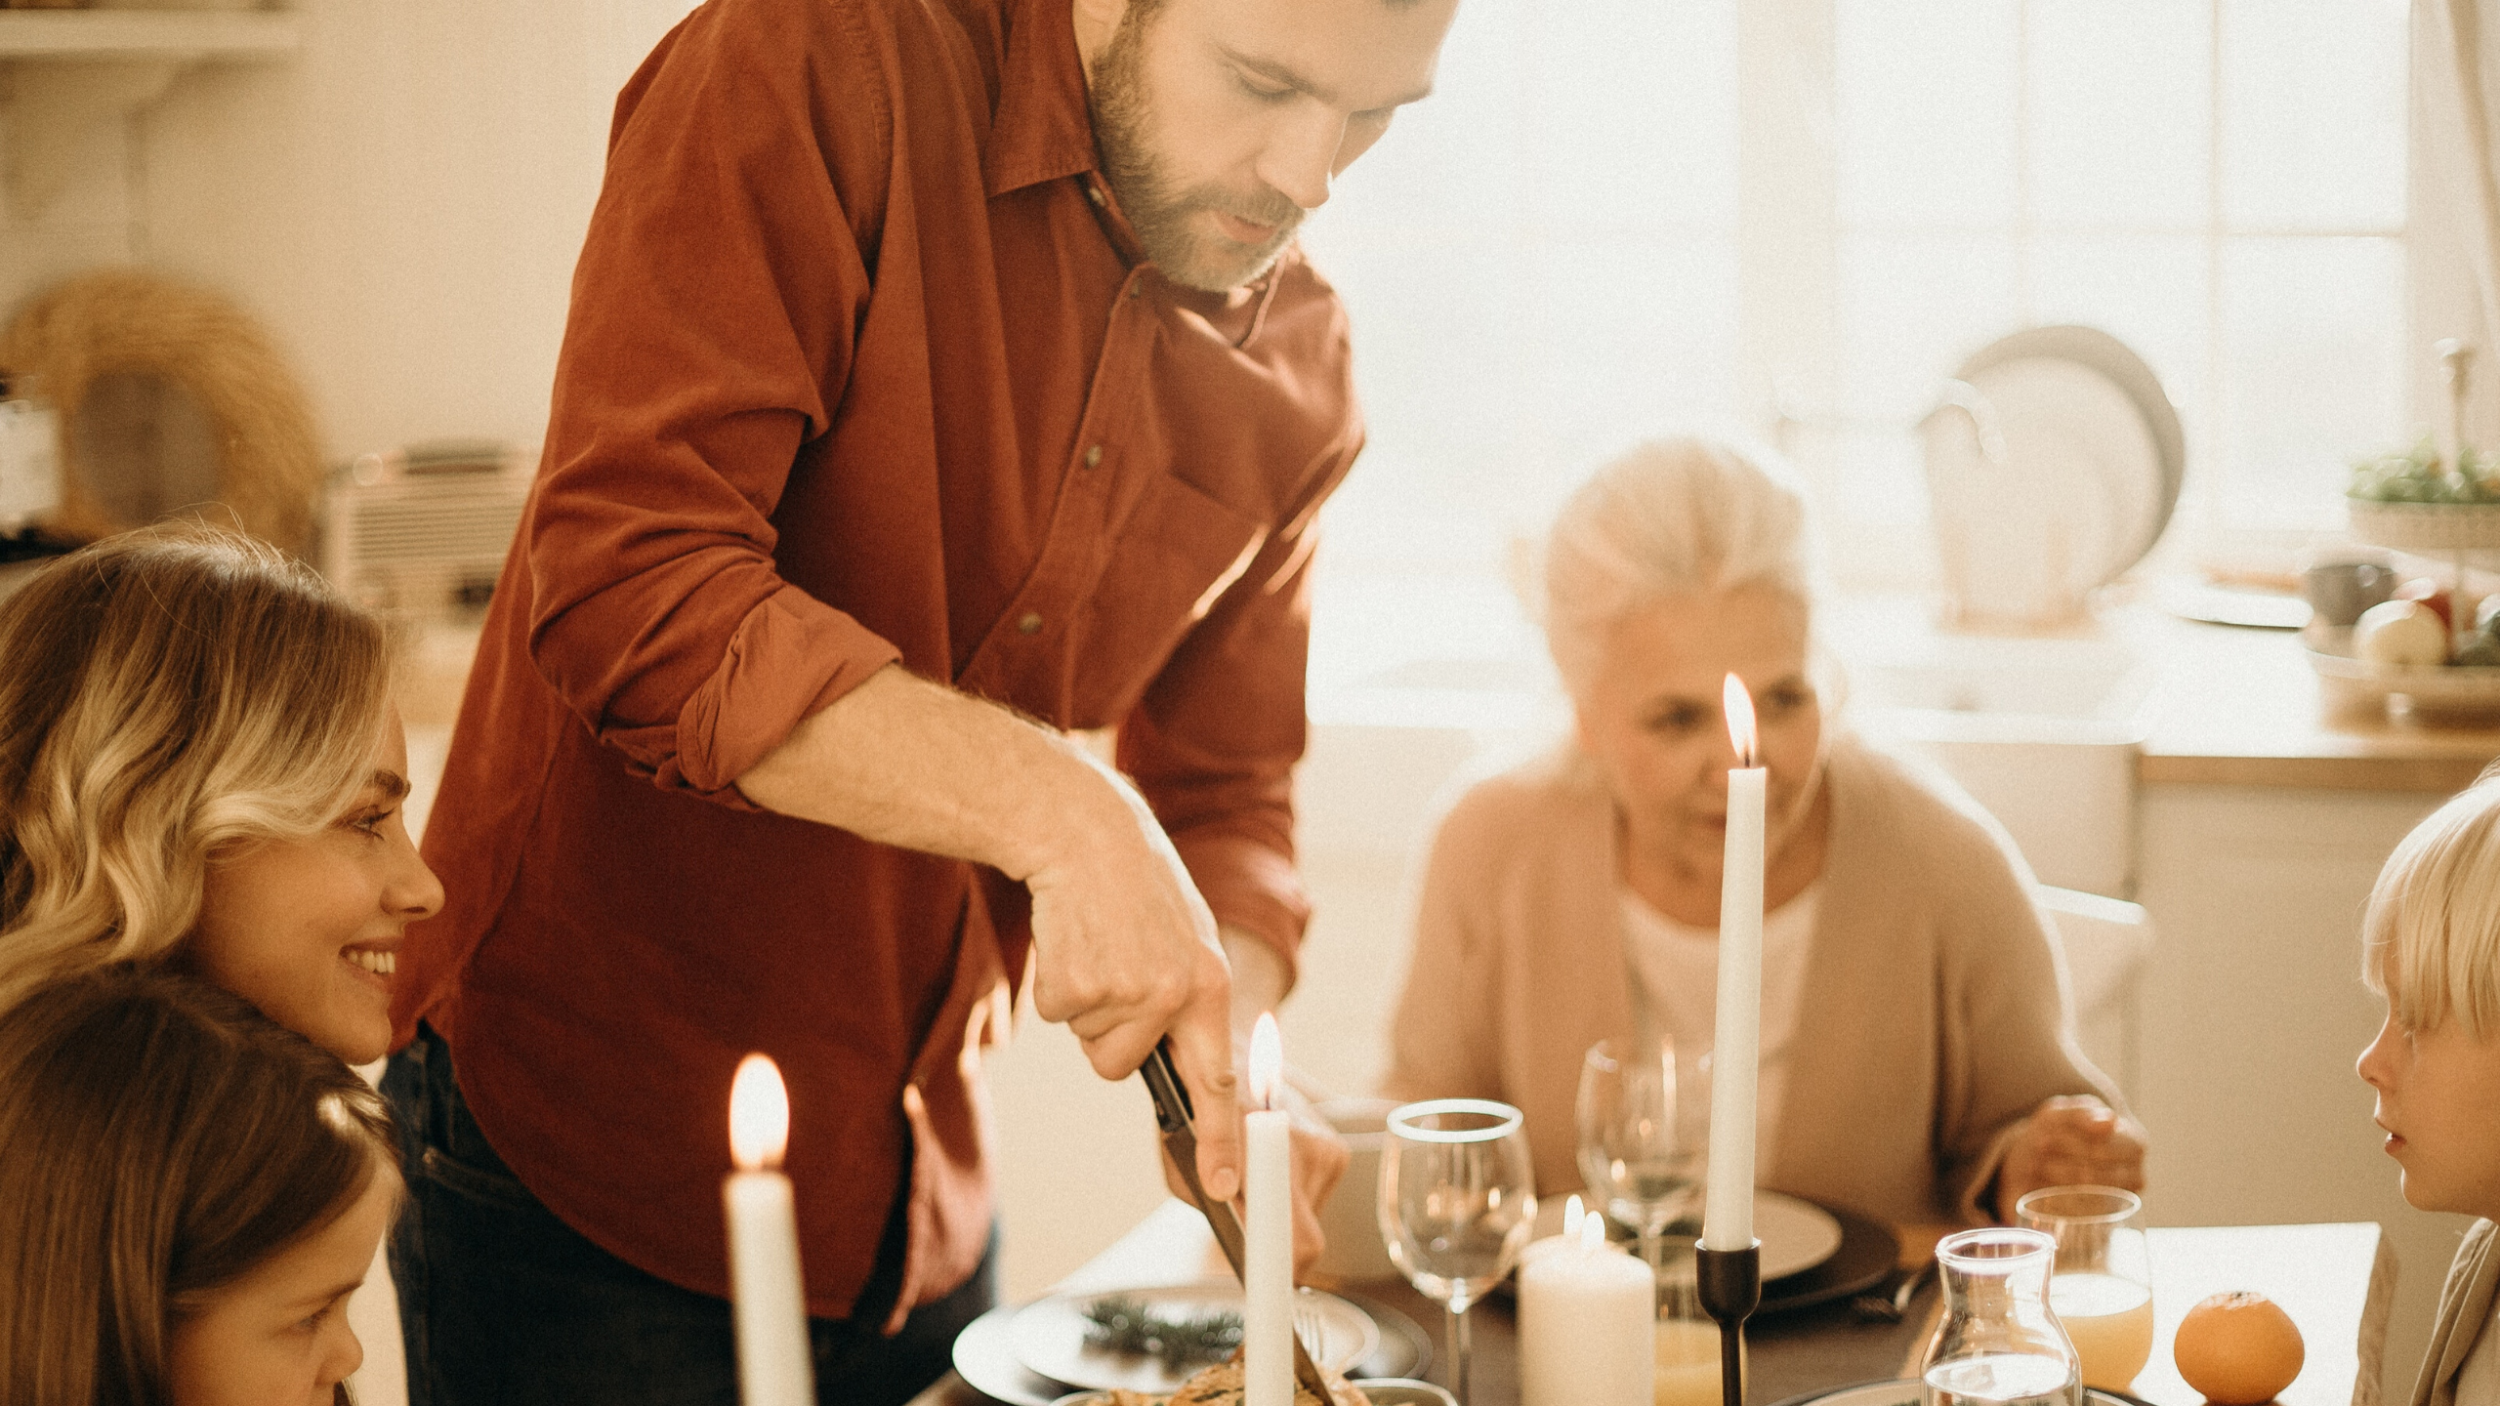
[391,0,1361,1322]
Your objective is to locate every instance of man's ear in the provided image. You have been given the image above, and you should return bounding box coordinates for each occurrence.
[1071,0,1132,74]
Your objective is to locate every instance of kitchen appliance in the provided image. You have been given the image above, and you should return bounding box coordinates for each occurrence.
[319,440,530,618]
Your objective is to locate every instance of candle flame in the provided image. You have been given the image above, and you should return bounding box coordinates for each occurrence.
[1579,1207,1607,1253]
[1722,673,1758,767]
[1248,1012,1283,1110]
[1562,1194,1585,1244]
[729,1053,789,1170]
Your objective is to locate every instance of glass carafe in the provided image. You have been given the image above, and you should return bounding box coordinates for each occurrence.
[1920,1227,2084,1406]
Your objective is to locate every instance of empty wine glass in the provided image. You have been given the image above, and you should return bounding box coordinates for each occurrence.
[1378,1099,1537,1406]
[1576,1036,1705,1283]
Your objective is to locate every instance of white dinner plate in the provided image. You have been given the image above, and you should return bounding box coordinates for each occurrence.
[1009,1282,1378,1396]
[1527,1189,1843,1281]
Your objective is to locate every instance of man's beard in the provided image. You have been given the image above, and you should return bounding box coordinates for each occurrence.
[1089,7,1304,292]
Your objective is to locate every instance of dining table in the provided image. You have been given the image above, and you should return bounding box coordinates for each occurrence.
[908,1200,2397,1406]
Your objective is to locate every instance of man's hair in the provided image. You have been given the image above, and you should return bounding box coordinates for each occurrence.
[1535,436,1821,702]
[0,967,397,1406]
[2363,767,2500,1037]
[0,523,395,1014]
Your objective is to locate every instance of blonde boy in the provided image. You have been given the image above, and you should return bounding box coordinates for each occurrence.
[2359,772,2500,1406]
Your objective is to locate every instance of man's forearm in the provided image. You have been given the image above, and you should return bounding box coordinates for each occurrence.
[733,662,1134,880]
[1221,925,1292,1037]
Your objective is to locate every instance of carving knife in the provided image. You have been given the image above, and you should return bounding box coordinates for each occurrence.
[1140,1038,1334,1401]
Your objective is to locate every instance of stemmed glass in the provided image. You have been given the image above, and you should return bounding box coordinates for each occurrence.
[1576,1036,1705,1283]
[1378,1099,1537,1406]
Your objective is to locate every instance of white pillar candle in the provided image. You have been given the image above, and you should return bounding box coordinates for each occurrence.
[1245,1013,1294,1406]
[724,1054,814,1406]
[1519,1209,1655,1406]
[1702,674,1767,1252]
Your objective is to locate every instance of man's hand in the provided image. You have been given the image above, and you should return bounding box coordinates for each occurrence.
[1160,1086,1351,1277]
[735,666,1245,1202]
[1994,1094,2146,1221]
[1026,781,1244,1204]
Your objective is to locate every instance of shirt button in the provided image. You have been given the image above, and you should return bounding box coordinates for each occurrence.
[1017,612,1043,635]
[1083,444,1103,468]
[1128,280,1144,298]
[1086,184,1106,207]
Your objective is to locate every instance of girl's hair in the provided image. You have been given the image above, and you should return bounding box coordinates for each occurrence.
[2363,767,2500,1038]
[0,525,394,1011]
[0,966,397,1406]
[1537,436,1820,701]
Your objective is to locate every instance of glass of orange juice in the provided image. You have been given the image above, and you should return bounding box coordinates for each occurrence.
[1652,1260,1740,1406]
[2015,1186,2153,1392]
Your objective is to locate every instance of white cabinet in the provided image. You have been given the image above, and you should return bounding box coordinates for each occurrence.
[2136,782,2477,1406]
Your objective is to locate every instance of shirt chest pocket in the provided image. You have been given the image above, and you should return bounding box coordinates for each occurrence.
[1066,472,1268,725]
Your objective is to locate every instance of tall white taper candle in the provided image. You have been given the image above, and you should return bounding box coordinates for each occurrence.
[725,1054,814,1406]
[1701,674,1766,1252]
[1246,1013,1294,1406]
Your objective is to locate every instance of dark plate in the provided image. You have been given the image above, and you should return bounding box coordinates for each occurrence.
[1766,1378,2152,1406]
[1758,1205,1898,1315]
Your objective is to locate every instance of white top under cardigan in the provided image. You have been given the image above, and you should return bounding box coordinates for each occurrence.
[1383,731,2120,1226]
[1620,884,1821,1170]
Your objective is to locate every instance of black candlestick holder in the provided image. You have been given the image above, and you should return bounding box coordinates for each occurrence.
[1696,1240,1761,1406]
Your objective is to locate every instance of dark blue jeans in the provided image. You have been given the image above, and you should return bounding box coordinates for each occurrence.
[383,1026,997,1406]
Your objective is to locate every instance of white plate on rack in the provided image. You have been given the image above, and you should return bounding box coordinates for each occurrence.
[1927,327,2184,624]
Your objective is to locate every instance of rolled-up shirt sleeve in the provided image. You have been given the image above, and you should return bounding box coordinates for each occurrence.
[521,2,903,803]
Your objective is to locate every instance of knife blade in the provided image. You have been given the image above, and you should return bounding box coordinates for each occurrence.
[1140,1038,1335,1401]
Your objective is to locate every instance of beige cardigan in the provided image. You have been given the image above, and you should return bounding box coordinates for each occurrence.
[1382,733,2118,1226]
[2411,1220,2500,1406]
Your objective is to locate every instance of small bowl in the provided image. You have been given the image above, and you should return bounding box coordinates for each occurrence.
[1048,1380,1456,1406]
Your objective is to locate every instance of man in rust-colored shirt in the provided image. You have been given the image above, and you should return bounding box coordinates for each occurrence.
[382,0,1458,1399]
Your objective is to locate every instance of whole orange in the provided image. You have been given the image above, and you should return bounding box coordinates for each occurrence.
[2173,1291,2305,1404]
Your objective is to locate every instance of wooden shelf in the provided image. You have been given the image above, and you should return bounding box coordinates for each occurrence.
[0,9,298,60]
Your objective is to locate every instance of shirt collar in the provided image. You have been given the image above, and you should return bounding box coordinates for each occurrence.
[985,0,1100,198]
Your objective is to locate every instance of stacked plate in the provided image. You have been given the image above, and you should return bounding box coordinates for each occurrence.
[1921,327,2186,628]
[1519,1190,1897,1313]
[951,1282,1428,1406]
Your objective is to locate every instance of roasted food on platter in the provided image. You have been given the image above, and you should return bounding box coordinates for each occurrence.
[1097,1352,1370,1406]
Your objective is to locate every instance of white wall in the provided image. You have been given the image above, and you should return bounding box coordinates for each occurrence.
[4,0,701,458]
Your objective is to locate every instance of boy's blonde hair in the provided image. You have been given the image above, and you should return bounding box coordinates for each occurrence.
[0,525,394,1012]
[2362,769,2500,1038]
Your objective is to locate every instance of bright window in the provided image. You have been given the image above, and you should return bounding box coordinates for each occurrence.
[1300,0,2414,692]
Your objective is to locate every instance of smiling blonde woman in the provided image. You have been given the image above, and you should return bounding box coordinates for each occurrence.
[0,525,442,1063]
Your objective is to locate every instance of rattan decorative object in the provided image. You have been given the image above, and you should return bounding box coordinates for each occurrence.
[0,267,321,549]
[2347,499,2500,553]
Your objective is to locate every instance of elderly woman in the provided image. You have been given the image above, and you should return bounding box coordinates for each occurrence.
[1383,437,2143,1226]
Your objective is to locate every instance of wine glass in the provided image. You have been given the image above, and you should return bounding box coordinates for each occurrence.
[2016,1186,2154,1392]
[1378,1099,1537,1406]
[1576,1036,1705,1283]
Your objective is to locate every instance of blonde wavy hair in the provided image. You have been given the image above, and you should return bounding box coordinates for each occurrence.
[0,525,394,1012]
[2363,766,2500,1039]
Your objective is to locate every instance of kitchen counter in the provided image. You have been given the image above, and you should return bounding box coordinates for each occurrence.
[2138,611,2500,791]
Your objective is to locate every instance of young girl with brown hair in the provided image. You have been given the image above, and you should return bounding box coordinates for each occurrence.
[0,966,401,1406]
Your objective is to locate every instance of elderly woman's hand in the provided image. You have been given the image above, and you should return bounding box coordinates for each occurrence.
[1994,1094,2146,1221]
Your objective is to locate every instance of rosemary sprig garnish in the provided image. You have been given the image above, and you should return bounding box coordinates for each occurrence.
[1079,1294,1245,1371]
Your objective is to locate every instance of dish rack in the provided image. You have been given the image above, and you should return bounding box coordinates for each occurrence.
[318,441,531,619]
